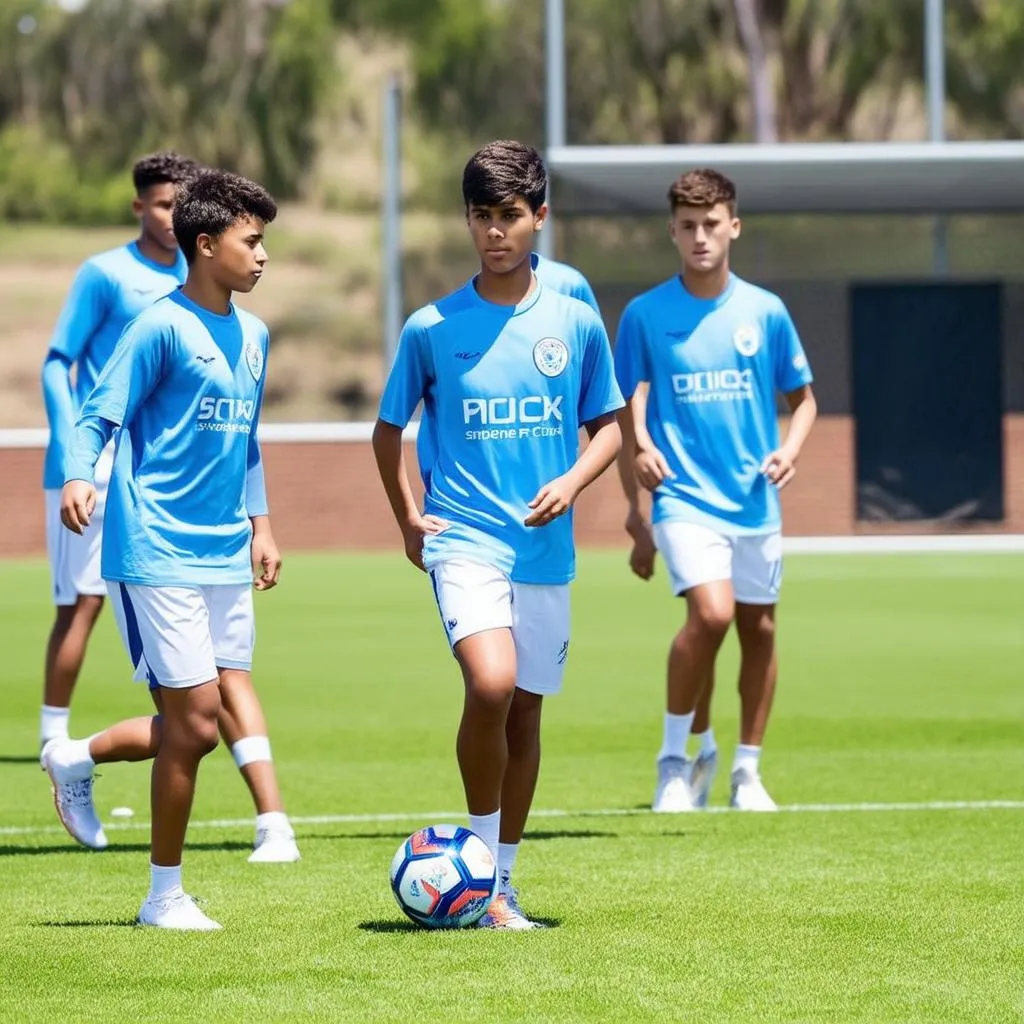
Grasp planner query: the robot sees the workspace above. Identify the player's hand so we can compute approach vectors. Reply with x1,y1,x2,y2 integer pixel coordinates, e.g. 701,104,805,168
402,513,449,572
761,448,797,489
251,532,282,591
625,508,656,580
634,446,674,492
60,480,97,536
525,474,579,528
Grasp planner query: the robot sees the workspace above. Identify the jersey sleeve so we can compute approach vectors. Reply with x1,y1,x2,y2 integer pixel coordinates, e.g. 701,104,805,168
378,315,432,428
573,277,601,316
78,316,169,429
770,303,814,393
578,314,624,424
48,261,110,363
245,332,270,517
612,302,648,401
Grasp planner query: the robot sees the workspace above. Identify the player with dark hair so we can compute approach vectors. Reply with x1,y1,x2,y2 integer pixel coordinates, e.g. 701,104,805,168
615,168,817,813
46,170,295,929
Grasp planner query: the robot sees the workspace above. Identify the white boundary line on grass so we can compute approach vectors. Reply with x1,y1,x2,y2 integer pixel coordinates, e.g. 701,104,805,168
2,799,1023,838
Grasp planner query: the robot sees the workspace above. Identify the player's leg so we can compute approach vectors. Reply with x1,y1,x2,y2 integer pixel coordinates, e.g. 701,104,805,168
651,520,735,812
430,560,516,864
688,671,718,809
482,581,568,930
206,582,299,862
40,487,107,750
729,531,783,812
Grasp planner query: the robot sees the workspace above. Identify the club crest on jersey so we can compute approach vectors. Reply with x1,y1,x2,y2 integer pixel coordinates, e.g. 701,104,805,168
533,337,569,378
244,338,264,382
733,325,761,357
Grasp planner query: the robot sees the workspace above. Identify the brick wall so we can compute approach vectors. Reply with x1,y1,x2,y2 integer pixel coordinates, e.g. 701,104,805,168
5,415,1022,559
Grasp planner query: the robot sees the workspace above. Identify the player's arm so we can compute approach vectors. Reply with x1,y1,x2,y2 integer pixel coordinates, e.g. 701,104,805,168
761,384,817,489
61,318,167,534
615,388,659,580
372,421,447,571
761,304,818,489
41,262,109,447
246,364,281,590
372,315,447,571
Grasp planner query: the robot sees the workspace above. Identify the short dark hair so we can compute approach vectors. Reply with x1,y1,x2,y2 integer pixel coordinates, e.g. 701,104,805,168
668,168,738,215
132,152,200,195
462,140,547,212
172,169,278,264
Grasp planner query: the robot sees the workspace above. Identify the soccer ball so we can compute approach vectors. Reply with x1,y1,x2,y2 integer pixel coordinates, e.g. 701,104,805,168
389,824,497,929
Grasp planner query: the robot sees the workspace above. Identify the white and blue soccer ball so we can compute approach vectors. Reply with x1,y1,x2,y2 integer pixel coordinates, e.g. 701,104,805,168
389,824,497,929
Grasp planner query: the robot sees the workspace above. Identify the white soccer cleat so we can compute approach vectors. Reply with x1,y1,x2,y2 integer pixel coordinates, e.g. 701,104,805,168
652,755,695,813
689,749,718,809
248,826,301,864
729,767,778,812
42,739,108,850
137,891,222,931
477,888,545,930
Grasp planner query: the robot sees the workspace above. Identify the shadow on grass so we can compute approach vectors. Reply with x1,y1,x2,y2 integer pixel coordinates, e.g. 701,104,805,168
0,756,43,765
0,840,252,857
305,829,617,844
358,917,561,933
34,918,138,928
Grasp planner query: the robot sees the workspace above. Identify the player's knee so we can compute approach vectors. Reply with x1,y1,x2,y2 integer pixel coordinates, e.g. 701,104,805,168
688,604,733,640
74,594,105,625
186,713,220,756
465,673,516,716
737,611,775,650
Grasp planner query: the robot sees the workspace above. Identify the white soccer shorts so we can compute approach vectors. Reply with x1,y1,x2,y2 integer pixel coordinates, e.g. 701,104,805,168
428,558,571,696
652,520,783,605
107,582,255,690
44,444,114,605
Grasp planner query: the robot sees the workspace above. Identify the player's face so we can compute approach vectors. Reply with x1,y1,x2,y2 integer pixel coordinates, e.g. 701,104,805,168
669,203,740,274
200,215,268,294
133,183,179,253
466,198,546,275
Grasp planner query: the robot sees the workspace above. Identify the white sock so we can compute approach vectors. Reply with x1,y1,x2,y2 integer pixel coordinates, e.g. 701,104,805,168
468,809,501,865
699,727,717,756
733,744,761,777
50,736,95,783
232,736,271,768
497,842,519,892
255,811,291,835
657,711,694,762
40,705,70,744
148,863,183,901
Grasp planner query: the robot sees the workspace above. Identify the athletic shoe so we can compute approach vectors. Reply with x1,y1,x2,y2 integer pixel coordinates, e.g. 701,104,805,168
248,826,301,864
689,749,718,809
729,766,778,811
477,888,545,930
651,755,695,813
41,739,107,850
137,891,222,931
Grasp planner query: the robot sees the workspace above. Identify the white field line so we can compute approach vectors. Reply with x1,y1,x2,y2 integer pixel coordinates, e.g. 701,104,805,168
2,800,1023,839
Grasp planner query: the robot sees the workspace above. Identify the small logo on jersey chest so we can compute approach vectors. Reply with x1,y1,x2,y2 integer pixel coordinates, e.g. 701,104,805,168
244,339,264,382
733,325,761,357
533,337,568,377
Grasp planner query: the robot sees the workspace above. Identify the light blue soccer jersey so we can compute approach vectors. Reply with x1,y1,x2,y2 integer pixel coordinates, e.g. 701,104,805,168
64,290,269,587
614,274,813,534
42,242,187,488
415,252,600,487
380,280,623,585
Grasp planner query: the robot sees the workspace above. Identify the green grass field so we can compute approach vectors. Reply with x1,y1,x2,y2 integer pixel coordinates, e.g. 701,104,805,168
1,551,1022,1023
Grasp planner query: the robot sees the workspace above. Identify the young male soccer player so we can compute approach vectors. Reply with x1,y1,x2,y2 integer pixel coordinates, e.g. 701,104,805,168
373,140,623,929
614,168,817,813
40,152,196,750
47,169,292,930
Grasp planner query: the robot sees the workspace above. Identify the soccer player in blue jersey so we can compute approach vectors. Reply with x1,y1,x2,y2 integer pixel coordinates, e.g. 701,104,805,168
415,249,600,488
614,169,817,813
40,152,196,750
373,140,623,929
45,170,293,930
